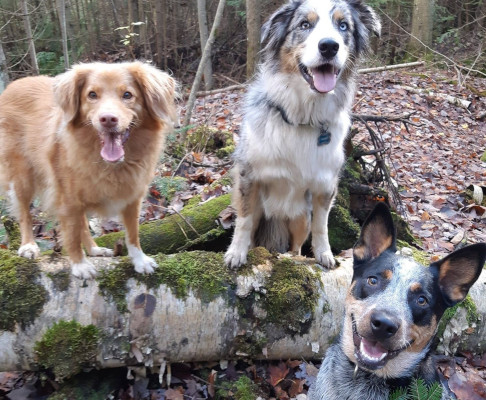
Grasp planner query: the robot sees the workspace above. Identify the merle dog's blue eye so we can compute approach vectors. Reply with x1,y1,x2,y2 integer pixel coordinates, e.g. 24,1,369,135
367,276,378,286
417,295,428,306
339,22,348,31
300,20,311,30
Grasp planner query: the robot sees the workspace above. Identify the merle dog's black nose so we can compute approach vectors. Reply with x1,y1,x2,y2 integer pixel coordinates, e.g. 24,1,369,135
318,39,339,58
370,312,399,340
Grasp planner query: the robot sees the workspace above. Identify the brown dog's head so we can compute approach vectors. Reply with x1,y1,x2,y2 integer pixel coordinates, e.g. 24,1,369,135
341,203,486,379
54,61,177,163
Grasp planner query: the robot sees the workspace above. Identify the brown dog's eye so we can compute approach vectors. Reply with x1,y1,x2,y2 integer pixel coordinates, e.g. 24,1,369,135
123,91,133,99
367,276,378,286
88,91,97,99
417,296,428,306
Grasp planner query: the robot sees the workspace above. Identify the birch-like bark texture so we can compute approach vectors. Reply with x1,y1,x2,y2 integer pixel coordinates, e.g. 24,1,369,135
1,253,485,373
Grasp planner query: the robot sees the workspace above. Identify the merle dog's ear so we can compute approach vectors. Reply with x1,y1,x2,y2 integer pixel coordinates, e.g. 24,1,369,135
261,1,300,52
348,0,381,55
430,243,486,307
353,202,396,264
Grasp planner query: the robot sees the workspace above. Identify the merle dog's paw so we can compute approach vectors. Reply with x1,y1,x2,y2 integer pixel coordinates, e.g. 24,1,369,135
315,249,336,269
224,246,248,269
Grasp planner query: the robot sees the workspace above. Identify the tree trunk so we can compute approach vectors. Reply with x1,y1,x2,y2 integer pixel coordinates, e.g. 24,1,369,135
56,0,70,69
21,0,39,75
197,0,213,90
409,0,434,53
245,0,261,79
0,39,9,93
182,0,226,131
1,251,485,376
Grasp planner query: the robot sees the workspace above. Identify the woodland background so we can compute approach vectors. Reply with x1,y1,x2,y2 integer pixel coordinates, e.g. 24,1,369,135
1,1,486,399
0,0,485,89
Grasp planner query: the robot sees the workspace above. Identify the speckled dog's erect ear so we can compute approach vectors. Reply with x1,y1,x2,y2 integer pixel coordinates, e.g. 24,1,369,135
353,202,396,264
430,243,486,307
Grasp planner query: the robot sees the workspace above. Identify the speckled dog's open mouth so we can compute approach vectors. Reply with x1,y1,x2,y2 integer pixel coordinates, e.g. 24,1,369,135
299,63,340,93
351,314,412,370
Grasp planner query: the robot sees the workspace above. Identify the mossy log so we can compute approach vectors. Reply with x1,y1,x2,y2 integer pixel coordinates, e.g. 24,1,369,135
94,194,232,254
1,248,485,379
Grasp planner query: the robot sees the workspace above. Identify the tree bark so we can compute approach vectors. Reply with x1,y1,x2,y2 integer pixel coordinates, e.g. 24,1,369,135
21,0,39,75
409,0,434,53
0,252,485,374
0,39,9,93
197,0,213,90
245,0,261,79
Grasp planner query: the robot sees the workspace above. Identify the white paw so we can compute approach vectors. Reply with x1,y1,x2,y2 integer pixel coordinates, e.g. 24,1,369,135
88,246,114,257
71,258,97,279
133,254,157,274
224,245,248,269
314,249,336,269
18,242,40,259
126,243,156,274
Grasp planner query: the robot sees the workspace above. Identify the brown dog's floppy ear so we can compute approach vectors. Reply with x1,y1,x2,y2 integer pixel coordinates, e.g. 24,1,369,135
353,202,396,264
430,243,486,307
53,64,88,123
128,62,178,124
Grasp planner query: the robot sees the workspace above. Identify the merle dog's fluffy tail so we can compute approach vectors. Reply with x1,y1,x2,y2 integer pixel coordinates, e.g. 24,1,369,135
254,217,289,253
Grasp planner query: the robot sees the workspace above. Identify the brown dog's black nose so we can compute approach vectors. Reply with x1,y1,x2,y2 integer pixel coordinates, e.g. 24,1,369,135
318,39,339,59
99,113,119,129
370,312,399,340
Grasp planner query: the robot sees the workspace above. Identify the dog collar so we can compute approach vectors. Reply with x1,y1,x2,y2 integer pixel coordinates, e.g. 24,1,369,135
266,99,332,146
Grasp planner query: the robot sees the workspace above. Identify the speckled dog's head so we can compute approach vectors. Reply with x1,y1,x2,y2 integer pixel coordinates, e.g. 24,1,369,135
341,203,486,379
261,0,381,93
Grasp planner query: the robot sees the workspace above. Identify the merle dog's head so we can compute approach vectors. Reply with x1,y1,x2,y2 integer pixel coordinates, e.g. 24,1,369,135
341,202,486,378
260,0,381,93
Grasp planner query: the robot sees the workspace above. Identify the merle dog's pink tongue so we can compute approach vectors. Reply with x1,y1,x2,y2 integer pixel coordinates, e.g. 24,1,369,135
100,132,125,162
312,67,337,93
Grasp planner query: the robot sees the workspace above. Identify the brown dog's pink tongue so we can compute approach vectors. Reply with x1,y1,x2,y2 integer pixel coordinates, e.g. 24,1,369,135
100,133,125,162
311,67,337,93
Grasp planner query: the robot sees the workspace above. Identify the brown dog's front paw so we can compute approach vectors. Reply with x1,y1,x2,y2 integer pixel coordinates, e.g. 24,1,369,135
71,258,97,279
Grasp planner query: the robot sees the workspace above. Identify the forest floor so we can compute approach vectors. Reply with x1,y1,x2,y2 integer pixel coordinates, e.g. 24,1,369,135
1,66,486,399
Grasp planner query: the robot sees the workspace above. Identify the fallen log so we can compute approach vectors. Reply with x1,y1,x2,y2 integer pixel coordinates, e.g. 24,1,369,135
395,85,472,109
0,248,484,381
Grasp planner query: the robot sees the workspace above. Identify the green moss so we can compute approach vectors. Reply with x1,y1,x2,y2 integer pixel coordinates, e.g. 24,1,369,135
96,258,136,314
481,151,486,163
94,194,231,255
328,204,360,252
265,258,321,333
246,247,272,266
97,251,233,312
187,126,235,158
150,251,231,302
392,212,417,244
322,300,331,314
436,295,479,341
397,240,429,265
47,270,71,292
216,376,260,400
0,249,48,331
151,176,189,202
34,320,100,382
1,216,21,251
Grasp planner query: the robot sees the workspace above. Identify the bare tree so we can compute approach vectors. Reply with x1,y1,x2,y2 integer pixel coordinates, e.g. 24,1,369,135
21,0,39,74
56,0,70,69
246,0,261,79
197,0,213,90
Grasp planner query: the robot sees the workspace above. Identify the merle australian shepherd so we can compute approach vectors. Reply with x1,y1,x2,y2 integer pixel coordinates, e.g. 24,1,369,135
309,203,486,399
225,0,381,268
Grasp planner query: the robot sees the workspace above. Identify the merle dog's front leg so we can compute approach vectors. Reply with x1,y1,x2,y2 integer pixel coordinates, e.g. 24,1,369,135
311,191,336,269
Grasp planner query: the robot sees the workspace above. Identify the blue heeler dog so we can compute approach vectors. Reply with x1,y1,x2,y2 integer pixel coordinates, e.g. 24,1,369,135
309,202,486,400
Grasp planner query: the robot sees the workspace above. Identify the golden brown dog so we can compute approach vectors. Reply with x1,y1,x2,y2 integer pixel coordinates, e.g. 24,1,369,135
0,61,177,279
